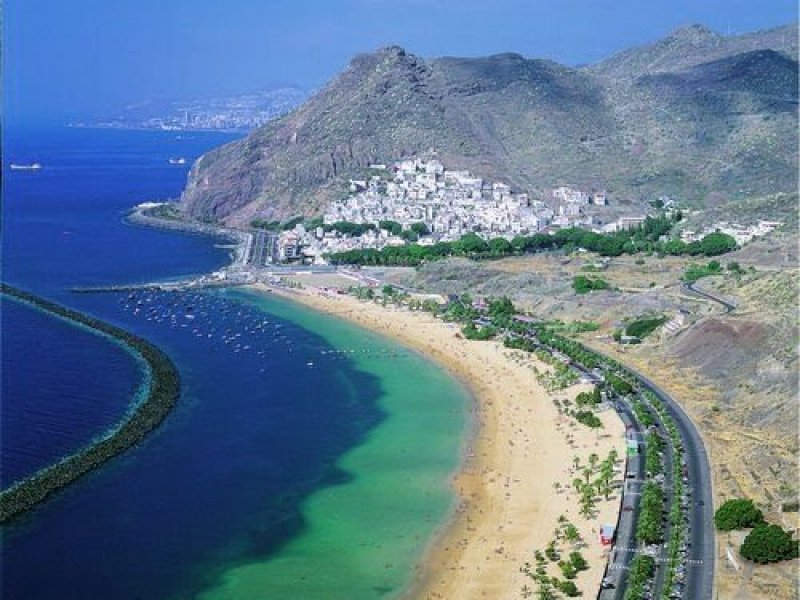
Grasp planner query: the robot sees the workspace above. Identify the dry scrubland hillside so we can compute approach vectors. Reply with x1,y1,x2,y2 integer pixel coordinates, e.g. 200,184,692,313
376,221,798,599
180,24,798,225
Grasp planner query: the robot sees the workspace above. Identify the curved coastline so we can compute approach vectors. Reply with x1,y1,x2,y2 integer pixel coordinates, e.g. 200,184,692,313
248,282,627,600
125,205,251,266
0,284,180,525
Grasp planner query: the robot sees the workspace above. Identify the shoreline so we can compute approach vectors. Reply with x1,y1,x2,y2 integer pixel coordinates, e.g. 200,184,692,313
249,281,626,599
0,284,181,525
125,205,252,267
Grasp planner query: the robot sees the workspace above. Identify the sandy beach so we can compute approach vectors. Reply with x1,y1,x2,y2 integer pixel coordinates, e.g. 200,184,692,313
250,282,625,599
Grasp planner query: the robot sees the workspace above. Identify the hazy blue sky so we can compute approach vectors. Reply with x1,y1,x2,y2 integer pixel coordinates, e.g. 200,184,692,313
5,0,797,124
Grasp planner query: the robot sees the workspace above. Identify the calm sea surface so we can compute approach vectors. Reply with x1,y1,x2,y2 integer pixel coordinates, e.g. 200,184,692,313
1,127,467,599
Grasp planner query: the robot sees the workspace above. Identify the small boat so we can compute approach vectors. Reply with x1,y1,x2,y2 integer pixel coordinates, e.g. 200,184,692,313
168,157,187,165
10,162,42,171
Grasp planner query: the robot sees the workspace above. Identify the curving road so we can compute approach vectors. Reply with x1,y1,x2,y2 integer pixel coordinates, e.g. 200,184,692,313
682,281,736,313
619,362,716,600
492,318,717,598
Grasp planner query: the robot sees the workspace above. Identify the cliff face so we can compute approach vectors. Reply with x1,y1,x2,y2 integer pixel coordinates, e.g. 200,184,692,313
180,24,798,225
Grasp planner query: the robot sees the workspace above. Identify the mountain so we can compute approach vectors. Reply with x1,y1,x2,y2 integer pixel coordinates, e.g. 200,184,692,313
179,24,798,225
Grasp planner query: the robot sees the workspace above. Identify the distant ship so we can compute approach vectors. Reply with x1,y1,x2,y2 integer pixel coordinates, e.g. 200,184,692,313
9,162,42,171
168,157,187,165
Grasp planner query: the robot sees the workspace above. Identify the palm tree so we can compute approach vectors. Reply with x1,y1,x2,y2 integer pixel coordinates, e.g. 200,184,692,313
535,581,558,600
600,478,613,500
565,523,581,546
589,452,599,470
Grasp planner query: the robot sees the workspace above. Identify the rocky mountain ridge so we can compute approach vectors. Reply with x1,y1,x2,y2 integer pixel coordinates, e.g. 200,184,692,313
180,23,798,225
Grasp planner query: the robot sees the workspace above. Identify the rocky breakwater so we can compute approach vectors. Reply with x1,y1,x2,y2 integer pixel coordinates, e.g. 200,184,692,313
0,284,180,524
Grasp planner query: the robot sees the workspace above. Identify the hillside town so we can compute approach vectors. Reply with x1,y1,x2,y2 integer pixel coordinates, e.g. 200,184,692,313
278,157,622,262
268,156,784,265
680,220,782,246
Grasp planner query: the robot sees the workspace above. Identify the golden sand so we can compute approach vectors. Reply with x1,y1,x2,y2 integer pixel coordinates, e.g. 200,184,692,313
251,283,626,599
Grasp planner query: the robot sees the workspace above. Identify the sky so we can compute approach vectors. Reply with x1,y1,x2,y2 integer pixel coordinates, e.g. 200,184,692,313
5,0,797,124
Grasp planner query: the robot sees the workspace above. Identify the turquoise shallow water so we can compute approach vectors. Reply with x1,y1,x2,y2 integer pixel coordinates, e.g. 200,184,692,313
198,290,468,600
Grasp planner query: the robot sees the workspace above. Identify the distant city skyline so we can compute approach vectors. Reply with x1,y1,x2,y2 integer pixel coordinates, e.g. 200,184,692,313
6,0,797,125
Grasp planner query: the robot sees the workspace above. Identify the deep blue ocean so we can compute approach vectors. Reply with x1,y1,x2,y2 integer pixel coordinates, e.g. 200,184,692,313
0,128,414,599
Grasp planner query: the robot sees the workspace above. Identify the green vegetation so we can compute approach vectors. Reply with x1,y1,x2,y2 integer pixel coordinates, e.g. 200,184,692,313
624,315,667,340
575,386,601,408
327,216,738,266
410,222,429,236
378,220,403,236
574,410,603,429
605,372,634,395
281,216,305,230
522,528,591,598
557,579,580,597
644,432,664,477
540,320,600,335
0,284,181,524
251,218,282,230
487,296,517,326
713,500,798,564
636,482,665,544
252,216,310,231
461,322,496,341
683,260,723,282
623,555,656,600
536,359,579,392
713,498,765,531
630,397,656,427
325,221,376,236
146,203,182,220
572,275,611,294
739,524,800,564
349,285,375,301
442,294,478,323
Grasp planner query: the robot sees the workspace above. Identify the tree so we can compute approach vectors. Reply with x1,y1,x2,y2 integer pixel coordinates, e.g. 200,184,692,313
379,220,403,236
488,296,516,322
714,499,765,531
535,581,559,600
572,276,610,294
569,551,589,571
739,524,800,564
700,232,737,256
489,237,512,255
588,453,599,470
400,229,419,242
558,560,577,579
410,222,429,236
456,232,489,254
564,523,581,545
558,579,580,597
583,467,593,484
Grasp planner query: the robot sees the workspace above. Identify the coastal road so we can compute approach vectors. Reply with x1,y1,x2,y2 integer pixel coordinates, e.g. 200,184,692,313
622,365,716,600
597,399,645,600
556,348,714,599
